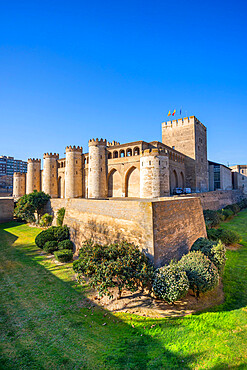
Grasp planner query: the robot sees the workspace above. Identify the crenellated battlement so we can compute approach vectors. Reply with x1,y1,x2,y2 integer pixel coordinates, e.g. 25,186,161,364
27,158,41,163
162,116,206,130
88,138,107,146
142,148,168,156
43,153,59,159
107,141,120,146
65,145,83,153
13,172,26,177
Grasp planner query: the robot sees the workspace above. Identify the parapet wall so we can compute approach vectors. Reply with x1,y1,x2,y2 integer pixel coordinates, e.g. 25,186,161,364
47,197,206,267
0,198,14,223
183,190,244,210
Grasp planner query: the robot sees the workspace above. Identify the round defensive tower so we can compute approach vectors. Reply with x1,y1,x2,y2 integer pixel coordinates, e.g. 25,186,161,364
13,172,26,198
140,148,170,198
88,138,107,199
65,145,83,198
42,153,59,198
26,158,41,194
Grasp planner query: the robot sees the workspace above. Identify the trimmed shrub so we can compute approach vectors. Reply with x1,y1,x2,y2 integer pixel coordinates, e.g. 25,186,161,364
237,198,247,210
44,240,58,254
58,239,73,250
219,229,241,245
191,237,226,274
54,249,73,263
178,251,219,297
203,210,222,228
152,262,189,303
56,207,65,226
73,241,154,298
39,213,53,227
54,225,70,242
35,226,57,248
224,203,240,215
207,228,241,245
35,225,71,249
220,208,234,220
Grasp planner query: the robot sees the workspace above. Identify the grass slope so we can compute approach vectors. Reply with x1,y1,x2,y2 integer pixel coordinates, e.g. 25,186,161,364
0,212,247,369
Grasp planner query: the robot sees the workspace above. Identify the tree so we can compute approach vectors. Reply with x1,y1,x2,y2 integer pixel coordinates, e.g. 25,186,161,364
14,191,51,223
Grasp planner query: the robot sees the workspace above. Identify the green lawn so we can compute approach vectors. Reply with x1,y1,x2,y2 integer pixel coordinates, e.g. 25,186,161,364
0,211,247,369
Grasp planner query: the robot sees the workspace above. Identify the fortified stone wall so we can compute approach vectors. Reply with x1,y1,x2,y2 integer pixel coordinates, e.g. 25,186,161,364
181,190,244,210
47,197,207,267
0,198,14,223
153,198,206,266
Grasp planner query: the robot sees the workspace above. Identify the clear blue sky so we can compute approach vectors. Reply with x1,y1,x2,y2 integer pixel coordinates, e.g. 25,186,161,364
0,0,246,165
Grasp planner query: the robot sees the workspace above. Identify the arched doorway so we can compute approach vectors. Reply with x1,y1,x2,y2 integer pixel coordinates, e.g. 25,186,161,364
170,170,178,194
125,166,140,197
107,169,122,197
179,172,185,188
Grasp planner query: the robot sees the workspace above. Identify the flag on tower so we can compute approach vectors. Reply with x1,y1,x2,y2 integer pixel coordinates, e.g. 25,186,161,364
168,111,171,117
172,109,176,116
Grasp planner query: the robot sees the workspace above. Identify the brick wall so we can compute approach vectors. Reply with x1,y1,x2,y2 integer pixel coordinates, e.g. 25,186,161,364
181,189,244,210
152,198,206,266
47,197,206,267
0,197,14,223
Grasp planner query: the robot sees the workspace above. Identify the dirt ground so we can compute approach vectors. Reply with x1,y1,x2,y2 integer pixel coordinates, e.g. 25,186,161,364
84,282,224,318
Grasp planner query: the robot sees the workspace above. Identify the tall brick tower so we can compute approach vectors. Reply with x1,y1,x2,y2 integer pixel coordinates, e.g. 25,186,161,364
88,138,107,199
65,145,83,198
42,153,59,198
26,158,41,194
13,172,26,198
140,149,169,198
162,116,208,192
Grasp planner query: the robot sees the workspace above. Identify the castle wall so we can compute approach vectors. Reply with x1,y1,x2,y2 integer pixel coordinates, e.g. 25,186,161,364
153,197,206,266
46,197,206,267
107,156,140,197
181,189,244,210
0,197,14,223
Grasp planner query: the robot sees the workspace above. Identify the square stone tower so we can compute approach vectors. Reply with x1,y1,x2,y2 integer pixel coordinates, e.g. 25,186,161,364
162,116,208,192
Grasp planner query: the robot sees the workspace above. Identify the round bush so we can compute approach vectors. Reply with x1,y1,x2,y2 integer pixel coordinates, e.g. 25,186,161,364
191,237,226,274
43,240,58,254
237,198,247,210
203,210,222,228
54,249,73,263
178,251,219,297
35,226,57,248
219,229,241,245
220,208,234,220
58,239,73,250
224,204,240,215
54,225,70,242
152,262,189,303
207,228,241,246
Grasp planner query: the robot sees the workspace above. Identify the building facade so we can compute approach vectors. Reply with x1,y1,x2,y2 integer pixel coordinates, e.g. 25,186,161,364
17,115,246,200
0,156,27,193
230,165,247,195
208,161,232,191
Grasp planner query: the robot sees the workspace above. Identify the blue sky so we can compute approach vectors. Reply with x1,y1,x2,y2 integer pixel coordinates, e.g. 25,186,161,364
0,0,246,165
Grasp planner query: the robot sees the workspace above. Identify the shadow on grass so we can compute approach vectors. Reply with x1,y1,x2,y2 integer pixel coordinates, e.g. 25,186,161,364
0,222,198,369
